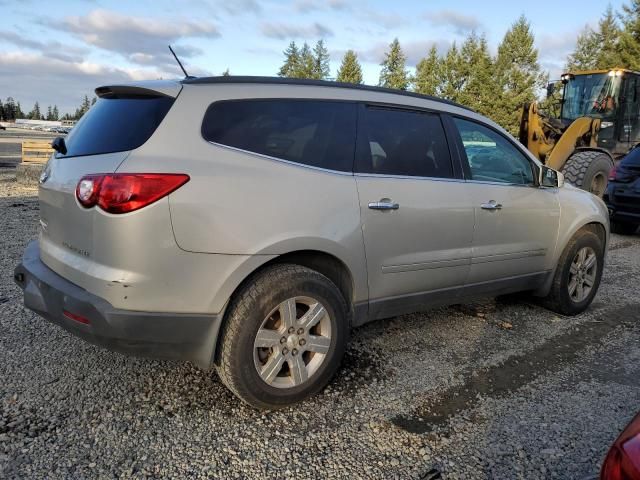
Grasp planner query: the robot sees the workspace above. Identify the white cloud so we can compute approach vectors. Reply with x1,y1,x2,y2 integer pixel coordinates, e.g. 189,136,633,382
261,21,334,40
424,10,482,34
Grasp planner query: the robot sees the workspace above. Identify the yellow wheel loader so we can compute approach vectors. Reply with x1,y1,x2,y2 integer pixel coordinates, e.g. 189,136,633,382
519,68,640,197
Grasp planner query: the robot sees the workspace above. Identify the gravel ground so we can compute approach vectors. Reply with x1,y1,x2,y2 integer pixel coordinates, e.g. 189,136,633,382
1,169,639,479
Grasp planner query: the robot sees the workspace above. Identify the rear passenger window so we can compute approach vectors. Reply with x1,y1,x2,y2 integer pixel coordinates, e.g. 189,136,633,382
356,106,453,178
201,100,356,172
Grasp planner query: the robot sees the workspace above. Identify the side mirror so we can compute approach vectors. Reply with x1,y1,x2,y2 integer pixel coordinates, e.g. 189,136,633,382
51,137,67,155
539,165,564,188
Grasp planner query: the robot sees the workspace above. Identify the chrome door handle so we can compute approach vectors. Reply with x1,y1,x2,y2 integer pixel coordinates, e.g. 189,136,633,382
368,200,399,210
480,200,502,210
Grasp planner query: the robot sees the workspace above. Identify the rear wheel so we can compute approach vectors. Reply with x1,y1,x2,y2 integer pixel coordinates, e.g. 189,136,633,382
541,228,604,315
611,221,638,235
216,264,349,409
561,150,613,197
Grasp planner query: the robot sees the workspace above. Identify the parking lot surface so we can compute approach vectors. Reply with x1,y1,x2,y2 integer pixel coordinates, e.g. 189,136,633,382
1,170,639,479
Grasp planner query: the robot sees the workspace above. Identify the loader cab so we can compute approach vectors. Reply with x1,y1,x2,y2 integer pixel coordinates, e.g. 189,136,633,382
560,69,640,156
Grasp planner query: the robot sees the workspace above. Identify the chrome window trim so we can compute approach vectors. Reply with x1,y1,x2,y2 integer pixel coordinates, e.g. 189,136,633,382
354,172,463,182
205,140,355,176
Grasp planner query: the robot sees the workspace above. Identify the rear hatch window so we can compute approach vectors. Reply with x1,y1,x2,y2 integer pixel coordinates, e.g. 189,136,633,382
57,95,174,158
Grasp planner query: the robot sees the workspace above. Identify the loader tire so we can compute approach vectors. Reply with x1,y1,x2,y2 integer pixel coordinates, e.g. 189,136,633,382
561,150,613,197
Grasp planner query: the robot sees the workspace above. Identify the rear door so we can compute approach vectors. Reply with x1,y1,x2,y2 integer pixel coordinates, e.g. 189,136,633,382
449,116,560,288
354,105,474,319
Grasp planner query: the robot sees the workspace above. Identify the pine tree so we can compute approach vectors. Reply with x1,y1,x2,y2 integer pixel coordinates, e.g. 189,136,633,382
29,101,41,120
378,38,410,90
46,105,53,121
278,41,300,77
566,27,600,70
312,40,330,80
596,5,622,68
458,34,496,118
413,45,441,95
221,68,230,76
295,42,315,78
52,105,59,121
439,43,464,102
619,0,640,70
15,101,23,119
0,100,3,121
566,6,622,71
336,50,363,84
4,98,15,121
494,15,545,135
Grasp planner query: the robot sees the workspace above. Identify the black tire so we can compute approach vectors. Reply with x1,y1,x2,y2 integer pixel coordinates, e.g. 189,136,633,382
561,150,613,197
215,264,349,409
541,228,605,315
611,221,638,235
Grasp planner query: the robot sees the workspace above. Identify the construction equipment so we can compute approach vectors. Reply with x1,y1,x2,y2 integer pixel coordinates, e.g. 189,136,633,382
519,68,640,197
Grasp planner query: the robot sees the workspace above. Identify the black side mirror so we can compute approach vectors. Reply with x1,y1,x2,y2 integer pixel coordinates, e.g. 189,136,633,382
51,137,67,155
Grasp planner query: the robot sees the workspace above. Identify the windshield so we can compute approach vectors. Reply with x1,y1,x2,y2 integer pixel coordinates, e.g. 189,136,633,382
561,73,621,121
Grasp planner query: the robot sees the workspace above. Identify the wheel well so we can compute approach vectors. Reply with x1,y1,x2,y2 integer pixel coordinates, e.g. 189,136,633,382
582,222,607,248
260,250,354,305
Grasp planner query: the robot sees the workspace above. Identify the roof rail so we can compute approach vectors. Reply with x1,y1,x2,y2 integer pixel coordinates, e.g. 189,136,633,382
181,76,473,111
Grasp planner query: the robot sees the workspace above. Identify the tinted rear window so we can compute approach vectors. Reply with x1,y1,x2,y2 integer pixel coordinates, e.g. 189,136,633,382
201,100,357,172
58,95,174,158
356,106,454,178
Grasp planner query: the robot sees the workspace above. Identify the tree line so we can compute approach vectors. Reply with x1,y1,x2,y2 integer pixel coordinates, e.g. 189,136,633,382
0,95,96,122
277,15,545,135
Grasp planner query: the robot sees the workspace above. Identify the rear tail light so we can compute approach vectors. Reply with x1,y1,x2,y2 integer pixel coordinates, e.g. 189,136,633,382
601,413,640,480
609,164,618,181
75,173,189,214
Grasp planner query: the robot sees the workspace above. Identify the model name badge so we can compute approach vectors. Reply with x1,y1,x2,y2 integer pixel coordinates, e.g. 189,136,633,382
62,242,90,257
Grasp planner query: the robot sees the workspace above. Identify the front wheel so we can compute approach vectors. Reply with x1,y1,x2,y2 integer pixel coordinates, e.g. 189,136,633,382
542,228,605,315
561,150,613,197
215,264,349,409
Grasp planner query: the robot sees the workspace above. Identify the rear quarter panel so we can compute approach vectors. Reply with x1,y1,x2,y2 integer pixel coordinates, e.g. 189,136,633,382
117,83,371,304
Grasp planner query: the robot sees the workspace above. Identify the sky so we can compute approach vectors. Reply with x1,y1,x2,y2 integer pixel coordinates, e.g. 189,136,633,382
0,0,627,115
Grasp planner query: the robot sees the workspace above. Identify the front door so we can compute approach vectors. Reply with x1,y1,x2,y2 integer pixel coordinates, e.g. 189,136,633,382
450,116,560,289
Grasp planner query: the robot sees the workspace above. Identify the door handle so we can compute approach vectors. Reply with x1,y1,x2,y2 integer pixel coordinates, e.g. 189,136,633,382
368,199,399,210
480,200,502,210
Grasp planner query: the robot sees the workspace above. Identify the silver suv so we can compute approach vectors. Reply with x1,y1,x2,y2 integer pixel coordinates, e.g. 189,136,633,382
15,77,609,409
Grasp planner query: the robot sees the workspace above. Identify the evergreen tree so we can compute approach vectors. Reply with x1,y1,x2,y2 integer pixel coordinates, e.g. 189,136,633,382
295,42,315,78
618,0,640,69
566,6,622,70
596,5,622,68
336,50,363,84
566,27,600,70
52,105,59,121
4,98,15,121
15,101,23,119
278,41,300,77
29,101,41,120
378,38,410,90
413,45,441,96
0,100,4,121
494,15,545,135
439,43,464,101
46,105,53,121
221,68,230,76
458,33,496,118
311,40,330,80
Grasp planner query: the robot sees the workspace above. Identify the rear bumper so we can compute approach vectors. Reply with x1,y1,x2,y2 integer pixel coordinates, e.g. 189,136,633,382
14,240,222,369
